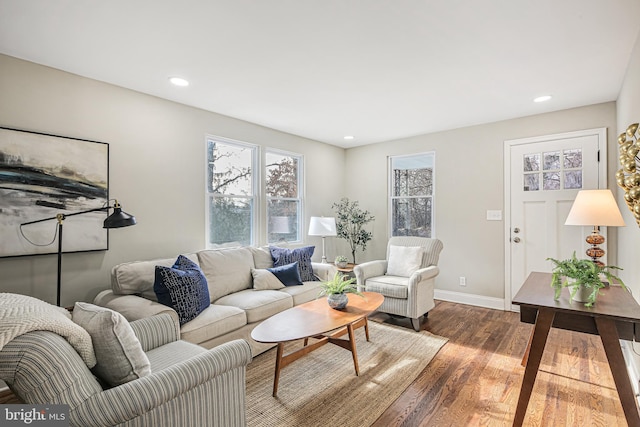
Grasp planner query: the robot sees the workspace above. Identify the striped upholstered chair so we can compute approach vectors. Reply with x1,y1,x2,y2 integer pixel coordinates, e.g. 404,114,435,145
354,237,443,331
0,313,251,427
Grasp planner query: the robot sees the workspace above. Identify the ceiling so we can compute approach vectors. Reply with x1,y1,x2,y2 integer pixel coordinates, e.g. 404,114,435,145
1,1,639,148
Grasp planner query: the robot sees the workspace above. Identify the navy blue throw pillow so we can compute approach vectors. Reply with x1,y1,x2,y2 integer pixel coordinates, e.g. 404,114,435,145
267,262,303,286
269,245,317,282
154,255,210,325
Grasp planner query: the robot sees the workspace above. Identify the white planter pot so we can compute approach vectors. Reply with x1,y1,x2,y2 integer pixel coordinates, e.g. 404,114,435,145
567,278,591,303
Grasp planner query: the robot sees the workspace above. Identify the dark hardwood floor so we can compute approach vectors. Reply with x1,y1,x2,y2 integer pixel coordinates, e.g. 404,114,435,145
0,300,629,426
371,300,627,426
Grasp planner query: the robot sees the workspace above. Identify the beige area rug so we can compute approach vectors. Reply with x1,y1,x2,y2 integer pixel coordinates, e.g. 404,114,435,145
246,321,448,427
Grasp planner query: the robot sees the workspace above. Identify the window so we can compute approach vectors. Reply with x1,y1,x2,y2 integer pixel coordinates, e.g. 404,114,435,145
389,152,435,237
523,148,583,191
206,137,257,246
266,150,302,244
205,136,304,247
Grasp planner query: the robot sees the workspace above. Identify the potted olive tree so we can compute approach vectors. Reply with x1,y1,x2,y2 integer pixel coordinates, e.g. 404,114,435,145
332,198,375,264
547,252,626,307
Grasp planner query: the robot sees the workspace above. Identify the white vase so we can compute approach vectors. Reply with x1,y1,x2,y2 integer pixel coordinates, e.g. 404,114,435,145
568,278,590,303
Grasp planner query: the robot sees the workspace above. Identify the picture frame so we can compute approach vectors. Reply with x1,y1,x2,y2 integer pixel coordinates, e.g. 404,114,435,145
0,127,109,258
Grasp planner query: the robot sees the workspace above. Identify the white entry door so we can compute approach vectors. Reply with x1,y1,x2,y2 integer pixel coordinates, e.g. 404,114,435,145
504,128,607,311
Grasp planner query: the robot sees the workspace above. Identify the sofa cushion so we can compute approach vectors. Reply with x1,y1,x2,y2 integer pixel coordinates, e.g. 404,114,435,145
279,281,324,305
251,268,285,290
215,290,293,323
249,246,275,269
72,302,151,386
111,254,200,300
387,245,424,277
364,275,409,299
267,262,303,286
180,304,247,344
270,245,317,282
145,340,207,372
154,255,211,325
197,247,255,301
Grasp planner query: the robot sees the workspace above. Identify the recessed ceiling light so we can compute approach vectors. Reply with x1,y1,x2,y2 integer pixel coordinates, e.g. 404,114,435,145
169,77,189,87
533,95,552,103
344,136,354,140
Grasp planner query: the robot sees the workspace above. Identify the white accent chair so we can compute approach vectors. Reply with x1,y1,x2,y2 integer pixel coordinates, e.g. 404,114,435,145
354,237,443,331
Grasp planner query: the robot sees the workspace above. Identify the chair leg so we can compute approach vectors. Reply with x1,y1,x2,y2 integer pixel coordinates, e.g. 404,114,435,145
411,317,421,331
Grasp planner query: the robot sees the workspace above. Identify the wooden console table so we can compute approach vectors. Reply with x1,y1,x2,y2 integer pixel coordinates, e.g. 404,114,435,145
512,272,640,427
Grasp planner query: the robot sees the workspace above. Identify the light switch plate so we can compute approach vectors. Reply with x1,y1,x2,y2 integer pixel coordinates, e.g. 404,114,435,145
486,210,502,221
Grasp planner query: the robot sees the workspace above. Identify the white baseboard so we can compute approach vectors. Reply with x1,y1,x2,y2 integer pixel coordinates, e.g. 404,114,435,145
434,289,505,311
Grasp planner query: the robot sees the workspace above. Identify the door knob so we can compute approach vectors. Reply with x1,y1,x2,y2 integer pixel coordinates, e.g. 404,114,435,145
513,237,521,243
513,227,520,233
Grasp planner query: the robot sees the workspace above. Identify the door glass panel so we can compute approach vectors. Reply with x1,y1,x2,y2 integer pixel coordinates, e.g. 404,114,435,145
564,170,582,189
543,172,560,190
524,148,583,191
524,154,540,172
543,152,560,170
563,149,582,169
524,173,539,191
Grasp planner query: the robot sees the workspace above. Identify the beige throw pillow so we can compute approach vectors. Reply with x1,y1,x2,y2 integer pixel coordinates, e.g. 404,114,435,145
387,245,425,277
72,302,151,386
251,268,285,290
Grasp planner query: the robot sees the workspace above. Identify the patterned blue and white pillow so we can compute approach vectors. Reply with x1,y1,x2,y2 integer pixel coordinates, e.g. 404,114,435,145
154,255,210,325
269,246,318,282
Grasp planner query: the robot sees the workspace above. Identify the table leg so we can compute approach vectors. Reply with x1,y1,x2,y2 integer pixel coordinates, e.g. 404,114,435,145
595,317,640,427
272,343,284,397
364,316,370,342
347,323,360,376
521,329,534,367
513,308,555,427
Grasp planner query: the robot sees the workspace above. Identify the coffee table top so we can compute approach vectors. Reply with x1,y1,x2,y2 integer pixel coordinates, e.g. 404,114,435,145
251,292,384,343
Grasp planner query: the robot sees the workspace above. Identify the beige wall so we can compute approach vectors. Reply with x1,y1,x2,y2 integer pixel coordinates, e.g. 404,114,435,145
616,30,640,294
0,54,345,306
345,103,618,301
614,27,640,385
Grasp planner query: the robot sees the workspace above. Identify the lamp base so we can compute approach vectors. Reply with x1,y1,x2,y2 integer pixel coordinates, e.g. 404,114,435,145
585,227,605,267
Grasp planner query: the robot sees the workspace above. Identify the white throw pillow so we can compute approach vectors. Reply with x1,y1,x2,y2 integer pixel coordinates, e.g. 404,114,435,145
387,245,424,277
251,268,285,290
72,302,151,386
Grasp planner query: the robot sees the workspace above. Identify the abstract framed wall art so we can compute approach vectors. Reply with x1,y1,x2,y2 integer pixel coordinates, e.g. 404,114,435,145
0,127,109,257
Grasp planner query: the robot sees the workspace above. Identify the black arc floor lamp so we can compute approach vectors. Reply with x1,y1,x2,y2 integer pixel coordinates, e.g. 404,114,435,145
19,200,136,306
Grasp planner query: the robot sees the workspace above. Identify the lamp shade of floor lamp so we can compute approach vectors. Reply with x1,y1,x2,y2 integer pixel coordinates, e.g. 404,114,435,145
19,200,136,306
565,189,625,265
308,216,337,263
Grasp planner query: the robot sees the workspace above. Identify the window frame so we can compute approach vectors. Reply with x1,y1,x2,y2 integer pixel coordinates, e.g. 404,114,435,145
265,147,304,245
205,135,259,248
388,151,436,238
205,135,304,247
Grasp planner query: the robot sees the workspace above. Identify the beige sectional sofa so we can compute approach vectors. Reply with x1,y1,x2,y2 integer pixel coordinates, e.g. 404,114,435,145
94,246,336,356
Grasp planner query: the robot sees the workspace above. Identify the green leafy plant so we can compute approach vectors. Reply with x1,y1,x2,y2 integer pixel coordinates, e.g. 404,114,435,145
547,252,625,307
318,272,363,297
335,255,348,263
332,198,375,264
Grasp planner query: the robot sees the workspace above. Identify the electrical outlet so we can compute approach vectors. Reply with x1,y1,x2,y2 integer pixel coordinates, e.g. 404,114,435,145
459,276,466,286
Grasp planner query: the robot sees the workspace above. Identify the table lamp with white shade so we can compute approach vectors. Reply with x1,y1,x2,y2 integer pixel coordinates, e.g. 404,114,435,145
308,216,337,263
565,189,625,265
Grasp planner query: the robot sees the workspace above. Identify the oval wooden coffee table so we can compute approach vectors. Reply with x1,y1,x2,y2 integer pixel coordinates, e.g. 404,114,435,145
251,291,384,396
